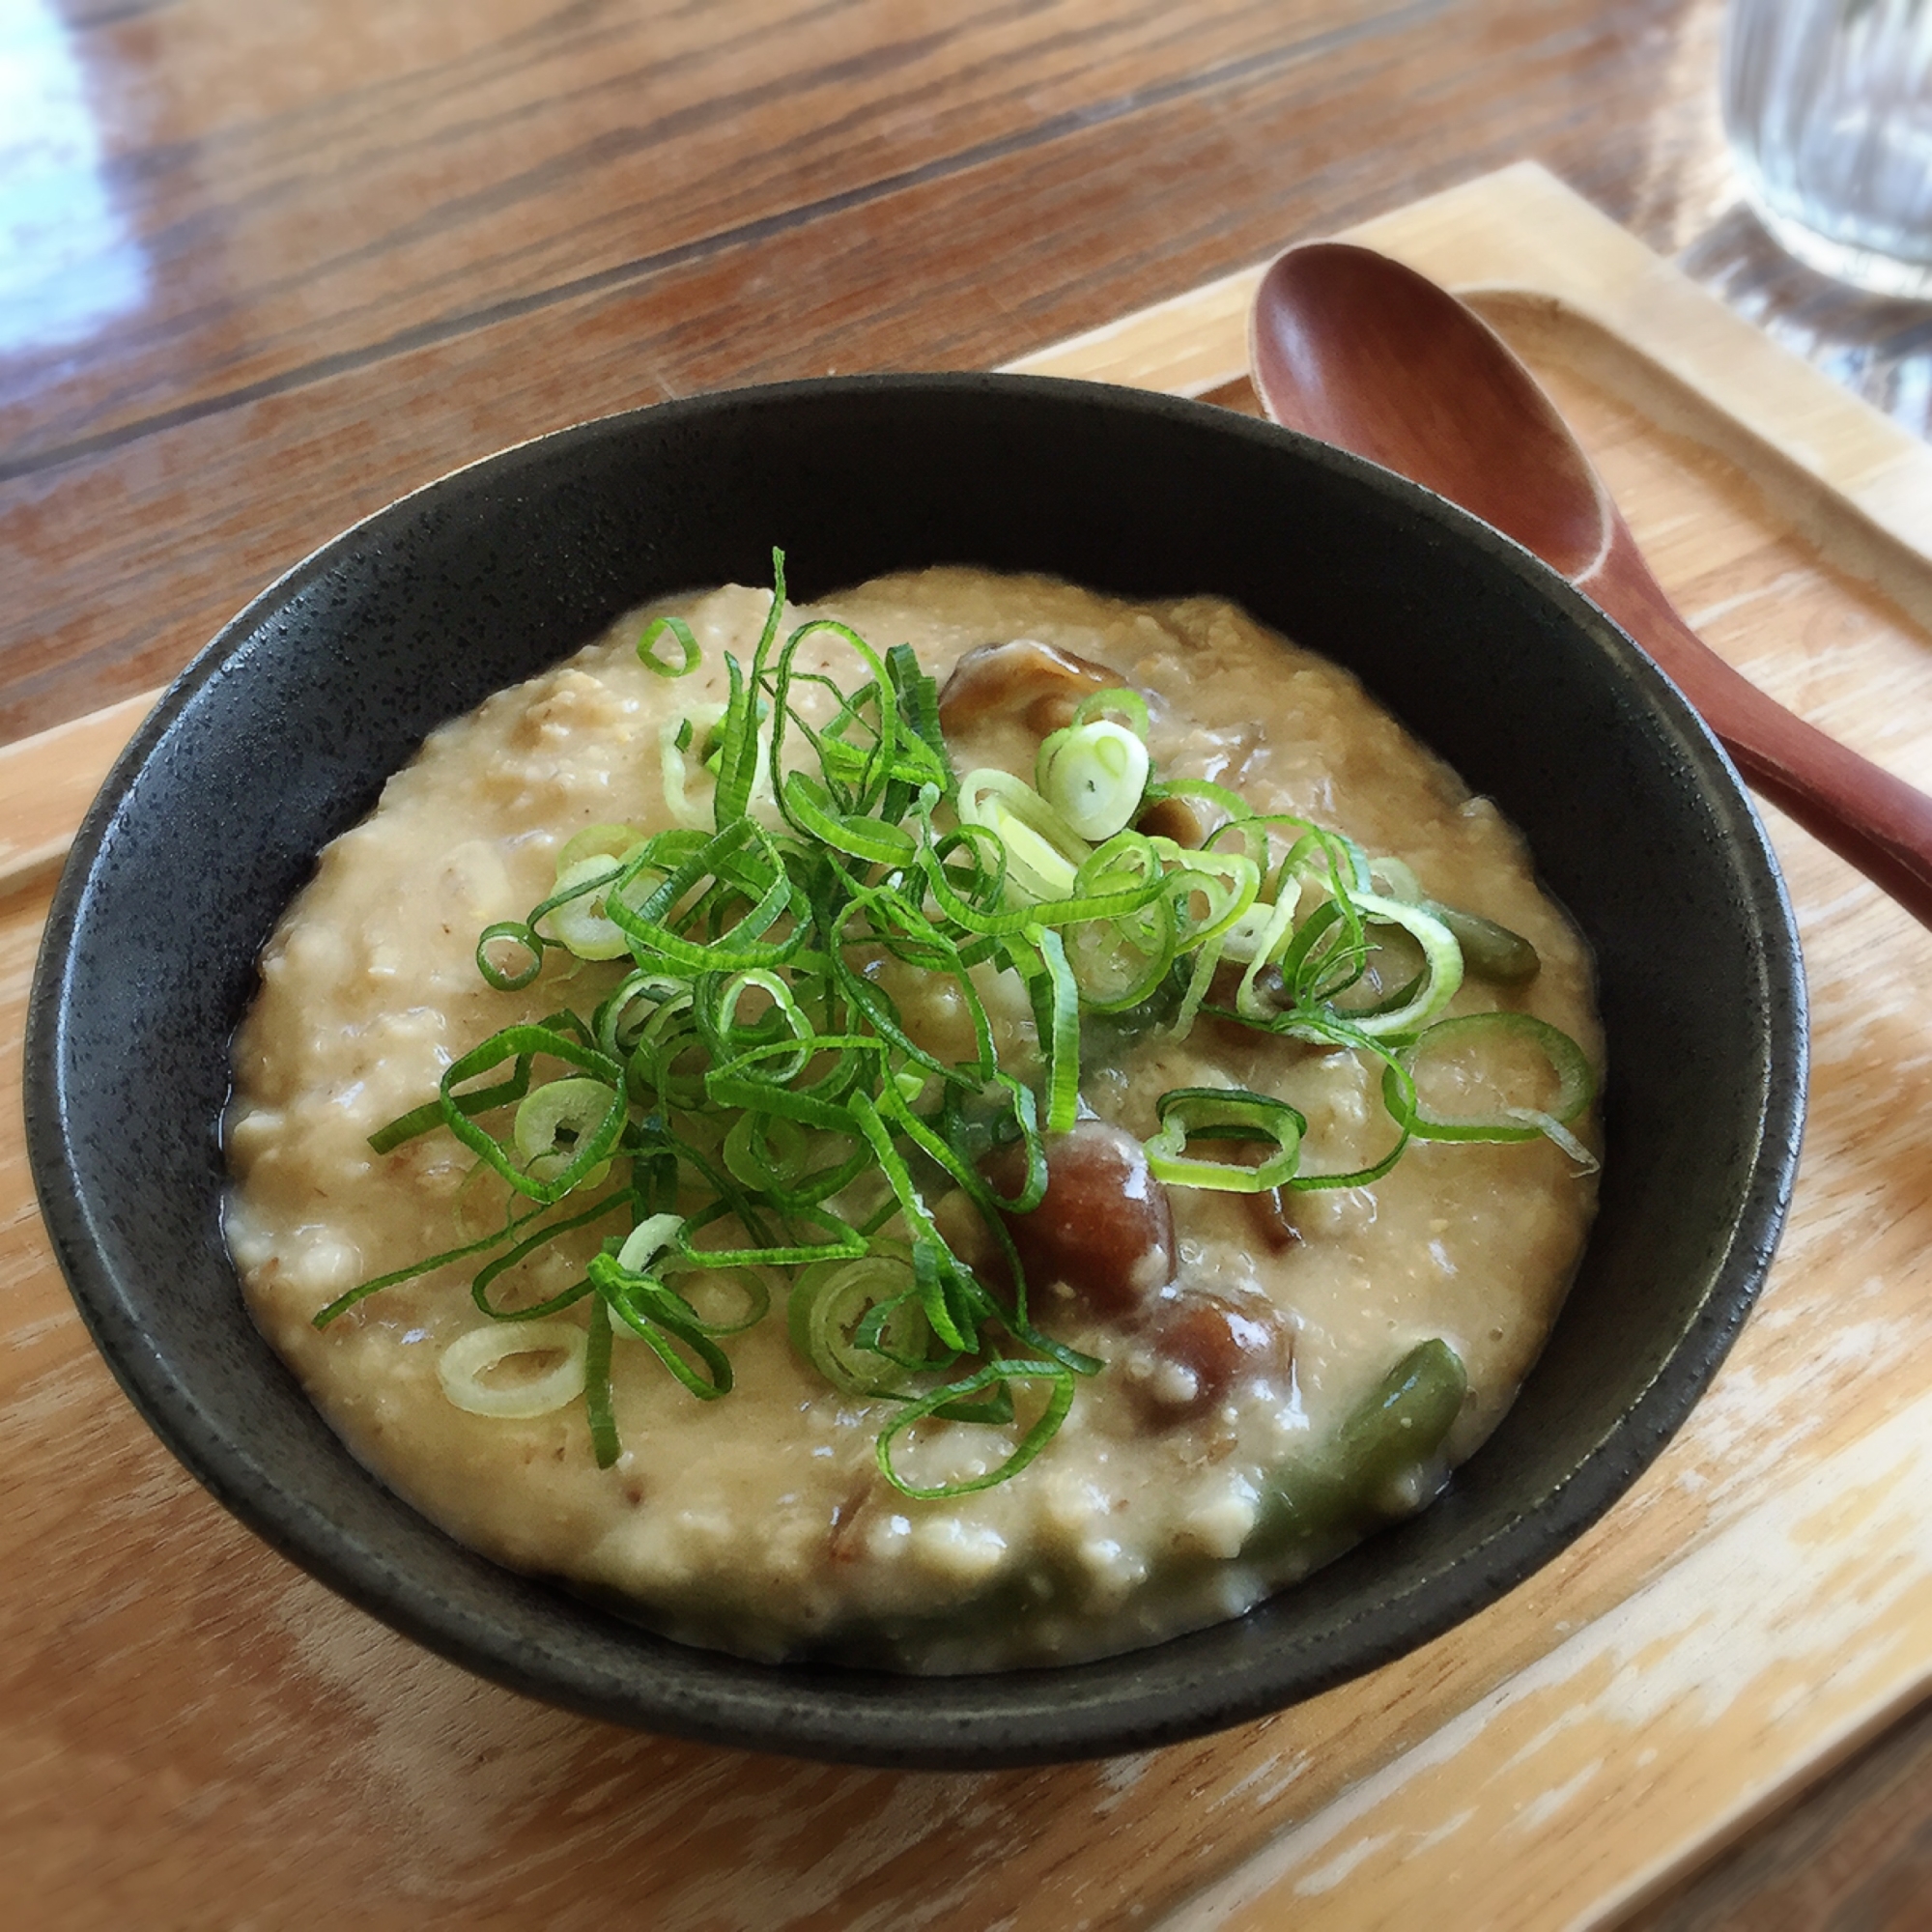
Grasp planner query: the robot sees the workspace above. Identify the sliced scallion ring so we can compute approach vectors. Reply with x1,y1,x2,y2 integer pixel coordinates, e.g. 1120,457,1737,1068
1155,841,1261,948
615,1211,685,1274
1367,855,1423,903
1225,887,1304,1024
956,768,1092,900
439,1321,588,1418
787,1252,933,1394
593,970,688,1059
660,704,725,826
665,1264,773,1335
1070,686,1151,738
711,968,815,1085
638,612,701,677
1065,833,1176,1010
1336,893,1463,1037
513,1076,624,1184
475,921,544,991
875,1358,1077,1498
1037,718,1151,841
1387,1011,1596,1155
556,823,643,871
541,854,631,961
1367,856,1540,984
722,1111,813,1192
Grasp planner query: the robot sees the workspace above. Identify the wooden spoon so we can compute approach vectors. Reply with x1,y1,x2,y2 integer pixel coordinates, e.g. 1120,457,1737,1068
1250,240,1932,930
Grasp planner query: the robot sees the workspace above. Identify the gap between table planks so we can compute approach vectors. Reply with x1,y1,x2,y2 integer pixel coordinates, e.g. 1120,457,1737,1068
6,162,1932,1930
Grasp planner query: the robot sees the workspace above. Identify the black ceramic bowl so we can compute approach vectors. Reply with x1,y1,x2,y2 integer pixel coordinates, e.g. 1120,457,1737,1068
24,376,1804,1768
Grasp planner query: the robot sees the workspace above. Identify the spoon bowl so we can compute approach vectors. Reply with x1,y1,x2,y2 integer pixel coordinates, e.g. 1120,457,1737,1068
1251,243,1610,580
1251,241,1932,928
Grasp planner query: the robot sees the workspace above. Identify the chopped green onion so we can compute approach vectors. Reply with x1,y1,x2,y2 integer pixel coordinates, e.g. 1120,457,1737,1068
475,921,544,991
662,1263,772,1336
1145,1087,1307,1192
331,554,1595,1493
513,1076,623,1186
1037,718,1151,841
583,1296,619,1466
875,1359,1077,1498
439,1321,588,1418
540,855,632,961
956,768,1090,900
1386,1011,1596,1165
638,613,701,677
615,1211,684,1273
1333,893,1463,1037
556,823,643,869
1070,686,1151,738
788,1252,933,1394
1031,924,1083,1133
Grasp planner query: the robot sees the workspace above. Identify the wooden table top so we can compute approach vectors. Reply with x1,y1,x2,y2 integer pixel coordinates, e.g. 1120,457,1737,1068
7,3,1930,1925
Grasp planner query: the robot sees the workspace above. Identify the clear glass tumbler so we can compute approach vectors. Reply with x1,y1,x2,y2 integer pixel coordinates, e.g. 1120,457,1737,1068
1722,0,1932,298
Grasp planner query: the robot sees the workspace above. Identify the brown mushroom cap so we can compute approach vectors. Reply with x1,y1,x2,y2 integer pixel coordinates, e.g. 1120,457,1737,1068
983,1120,1176,1321
1131,1290,1294,1426
937,639,1115,738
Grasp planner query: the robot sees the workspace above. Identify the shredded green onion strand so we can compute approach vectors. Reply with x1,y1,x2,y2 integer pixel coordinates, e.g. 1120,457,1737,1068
583,1296,619,1466
638,613,701,678
875,1358,1078,1498
1144,1087,1307,1193
1071,686,1151,738
439,1321,588,1418
788,1252,933,1394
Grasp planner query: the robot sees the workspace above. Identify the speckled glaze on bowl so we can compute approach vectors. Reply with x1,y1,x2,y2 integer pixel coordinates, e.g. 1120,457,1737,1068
23,376,1804,1769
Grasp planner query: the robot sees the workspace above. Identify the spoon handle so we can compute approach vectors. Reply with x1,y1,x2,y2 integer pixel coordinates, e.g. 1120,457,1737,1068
1587,519,1932,930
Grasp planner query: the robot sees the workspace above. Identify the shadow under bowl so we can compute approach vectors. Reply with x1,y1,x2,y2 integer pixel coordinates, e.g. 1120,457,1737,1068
24,375,1805,1768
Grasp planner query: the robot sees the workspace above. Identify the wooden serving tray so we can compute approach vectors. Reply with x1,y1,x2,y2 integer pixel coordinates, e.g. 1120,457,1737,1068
8,162,1932,1929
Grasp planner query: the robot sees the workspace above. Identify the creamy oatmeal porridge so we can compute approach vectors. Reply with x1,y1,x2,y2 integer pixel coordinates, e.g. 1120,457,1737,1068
225,563,1601,1671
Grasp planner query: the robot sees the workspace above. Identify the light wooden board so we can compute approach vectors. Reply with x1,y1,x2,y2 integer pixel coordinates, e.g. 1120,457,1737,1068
5,163,1932,1930
0,691,160,895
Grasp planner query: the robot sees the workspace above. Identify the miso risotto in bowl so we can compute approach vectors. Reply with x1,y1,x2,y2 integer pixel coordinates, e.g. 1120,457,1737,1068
226,564,1603,1672
27,377,1804,1761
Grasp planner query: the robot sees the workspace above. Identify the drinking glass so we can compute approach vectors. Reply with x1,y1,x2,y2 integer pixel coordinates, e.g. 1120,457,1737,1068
1722,0,1932,298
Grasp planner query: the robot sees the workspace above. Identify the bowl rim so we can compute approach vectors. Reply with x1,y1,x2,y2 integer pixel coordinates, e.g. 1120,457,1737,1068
23,372,1807,1766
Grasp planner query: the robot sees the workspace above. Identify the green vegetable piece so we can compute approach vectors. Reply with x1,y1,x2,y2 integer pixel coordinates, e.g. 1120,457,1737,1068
556,823,643,870
638,613,701,677
1037,717,1151,842
1427,902,1541,984
543,855,632,961
1244,1338,1468,1562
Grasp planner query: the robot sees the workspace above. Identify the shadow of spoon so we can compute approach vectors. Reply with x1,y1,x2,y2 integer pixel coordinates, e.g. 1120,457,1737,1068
1250,241,1932,929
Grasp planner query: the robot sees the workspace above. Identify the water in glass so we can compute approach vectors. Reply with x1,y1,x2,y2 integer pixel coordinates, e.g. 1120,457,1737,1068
1723,0,1932,298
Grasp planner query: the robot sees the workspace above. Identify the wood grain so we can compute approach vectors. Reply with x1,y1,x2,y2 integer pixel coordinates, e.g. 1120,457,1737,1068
1616,1695,1932,1930
11,0,1378,453
4,0,1746,743
8,168,1932,1930
0,689,155,895
12,0,1932,1911
6,0,1725,467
